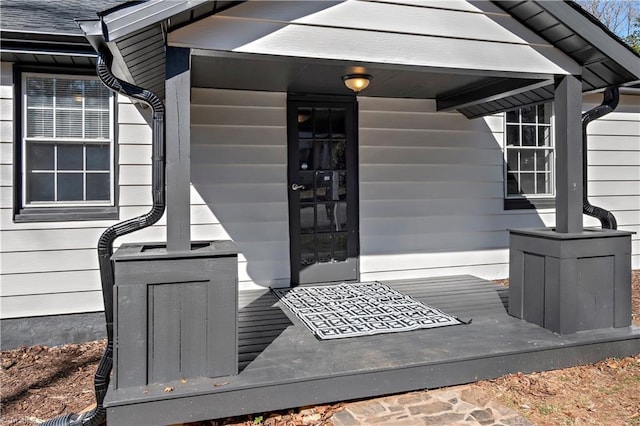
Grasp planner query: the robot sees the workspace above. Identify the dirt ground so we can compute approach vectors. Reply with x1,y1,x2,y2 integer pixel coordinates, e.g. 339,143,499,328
2,271,639,426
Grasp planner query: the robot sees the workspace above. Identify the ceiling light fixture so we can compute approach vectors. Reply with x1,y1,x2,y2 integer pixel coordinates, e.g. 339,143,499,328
342,74,372,94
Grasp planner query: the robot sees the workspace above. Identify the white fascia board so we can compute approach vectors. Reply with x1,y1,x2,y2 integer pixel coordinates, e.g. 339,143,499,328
102,0,208,42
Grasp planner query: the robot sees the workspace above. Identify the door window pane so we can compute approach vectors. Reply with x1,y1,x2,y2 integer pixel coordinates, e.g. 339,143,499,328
299,172,314,202
314,140,331,170
332,140,346,169
298,108,313,138
301,235,315,266
333,233,348,261
331,108,345,137
299,139,313,171
317,234,332,263
300,205,315,234
314,108,329,138
316,203,333,233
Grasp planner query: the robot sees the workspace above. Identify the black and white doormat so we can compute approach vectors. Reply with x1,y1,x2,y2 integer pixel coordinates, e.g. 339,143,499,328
273,281,465,340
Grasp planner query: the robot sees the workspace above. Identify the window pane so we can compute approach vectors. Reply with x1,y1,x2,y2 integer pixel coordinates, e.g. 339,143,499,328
536,173,552,194
57,173,83,201
506,110,519,123
55,79,84,108
314,108,329,138
521,106,536,123
58,144,83,170
85,111,110,139
538,126,551,147
55,110,82,138
84,80,110,109
331,108,345,137
86,144,109,170
537,104,551,124
27,109,53,137
26,77,53,107
506,125,520,146
522,126,535,146
27,143,54,170
86,173,110,200
520,173,535,194
535,150,552,172
506,172,519,195
507,149,519,172
28,173,54,201
520,149,534,171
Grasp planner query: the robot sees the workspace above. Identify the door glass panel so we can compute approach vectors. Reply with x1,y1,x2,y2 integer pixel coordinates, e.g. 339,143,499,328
335,202,347,231
334,233,347,261
332,140,346,169
337,172,347,201
315,140,331,170
300,205,315,234
298,108,313,138
314,108,329,138
299,139,313,171
301,235,315,265
299,172,314,202
331,109,345,137
317,234,332,263
316,203,333,233
315,171,335,201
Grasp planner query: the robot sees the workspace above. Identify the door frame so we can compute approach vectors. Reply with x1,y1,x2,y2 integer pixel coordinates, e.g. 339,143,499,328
286,94,360,285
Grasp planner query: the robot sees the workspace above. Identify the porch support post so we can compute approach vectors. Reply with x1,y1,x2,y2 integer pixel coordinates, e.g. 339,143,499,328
554,75,583,234
165,47,192,252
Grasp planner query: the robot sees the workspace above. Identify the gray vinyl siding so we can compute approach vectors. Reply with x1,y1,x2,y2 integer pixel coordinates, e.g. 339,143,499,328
2,76,639,318
190,88,290,290
583,92,640,268
0,67,165,319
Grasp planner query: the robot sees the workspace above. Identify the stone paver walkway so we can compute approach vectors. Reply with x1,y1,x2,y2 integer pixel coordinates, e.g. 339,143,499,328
329,385,534,426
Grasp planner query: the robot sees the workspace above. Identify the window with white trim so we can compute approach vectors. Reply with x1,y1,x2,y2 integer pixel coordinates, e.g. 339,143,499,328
504,104,555,209
18,73,115,218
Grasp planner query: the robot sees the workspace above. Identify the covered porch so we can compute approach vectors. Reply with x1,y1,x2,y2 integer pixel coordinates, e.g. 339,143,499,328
104,275,640,425
75,1,640,425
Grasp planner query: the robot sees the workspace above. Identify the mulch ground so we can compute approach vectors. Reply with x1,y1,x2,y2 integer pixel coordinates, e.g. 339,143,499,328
2,271,639,426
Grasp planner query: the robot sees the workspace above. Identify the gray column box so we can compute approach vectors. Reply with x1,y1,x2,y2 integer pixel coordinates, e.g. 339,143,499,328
509,228,632,335
111,241,238,388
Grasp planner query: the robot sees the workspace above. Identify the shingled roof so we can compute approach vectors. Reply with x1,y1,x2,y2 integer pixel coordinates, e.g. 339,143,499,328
0,0,128,65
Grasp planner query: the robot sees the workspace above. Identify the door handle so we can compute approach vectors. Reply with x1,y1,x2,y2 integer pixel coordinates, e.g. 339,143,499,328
291,183,305,191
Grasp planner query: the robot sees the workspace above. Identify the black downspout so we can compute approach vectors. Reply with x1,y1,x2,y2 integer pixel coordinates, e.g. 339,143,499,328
41,47,165,426
582,87,619,230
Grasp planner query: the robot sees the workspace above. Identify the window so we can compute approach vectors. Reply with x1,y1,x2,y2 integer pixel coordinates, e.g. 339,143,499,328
15,71,117,222
504,104,555,210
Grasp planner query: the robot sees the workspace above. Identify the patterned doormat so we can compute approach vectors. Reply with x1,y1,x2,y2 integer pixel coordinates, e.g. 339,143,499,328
273,281,465,340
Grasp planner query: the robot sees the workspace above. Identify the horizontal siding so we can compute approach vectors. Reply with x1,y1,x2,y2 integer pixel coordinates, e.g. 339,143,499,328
2,78,638,320
0,90,166,318
190,88,290,290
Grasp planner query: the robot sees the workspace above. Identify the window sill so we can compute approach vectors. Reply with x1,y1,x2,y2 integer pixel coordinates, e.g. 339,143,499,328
504,198,555,210
14,206,118,223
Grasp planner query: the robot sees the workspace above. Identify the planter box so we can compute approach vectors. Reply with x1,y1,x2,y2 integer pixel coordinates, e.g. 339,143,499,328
111,241,238,388
509,228,632,334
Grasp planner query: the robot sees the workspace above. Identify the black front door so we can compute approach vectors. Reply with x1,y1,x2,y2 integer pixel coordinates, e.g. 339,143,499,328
287,96,359,285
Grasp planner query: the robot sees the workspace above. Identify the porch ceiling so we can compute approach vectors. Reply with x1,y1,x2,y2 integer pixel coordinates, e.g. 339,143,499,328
190,52,545,101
